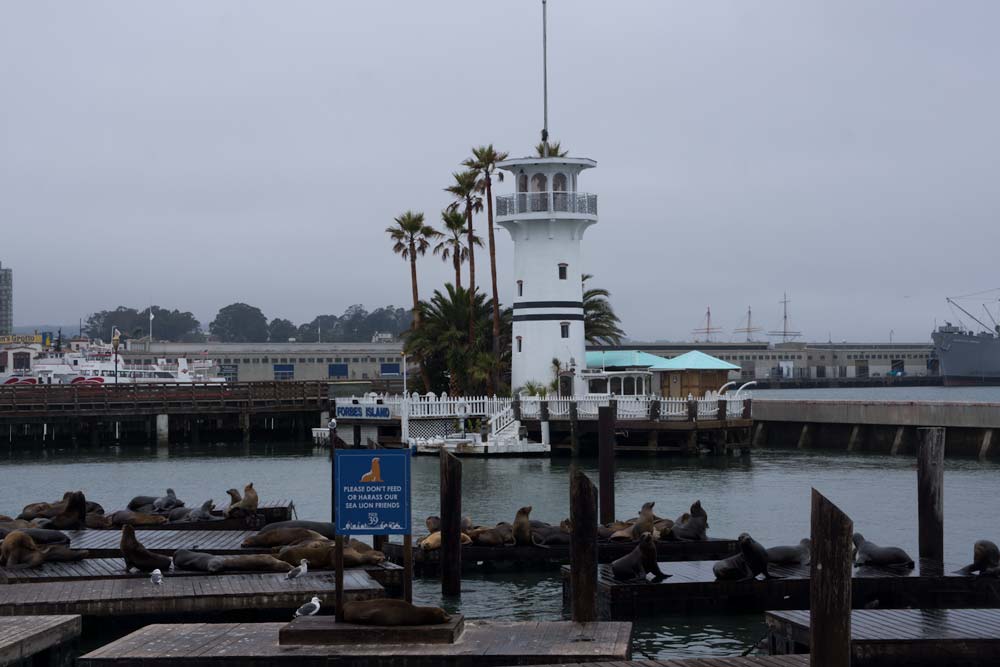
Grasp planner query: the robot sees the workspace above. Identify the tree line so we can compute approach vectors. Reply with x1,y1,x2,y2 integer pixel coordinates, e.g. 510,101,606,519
388,141,625,396
82,303,411,344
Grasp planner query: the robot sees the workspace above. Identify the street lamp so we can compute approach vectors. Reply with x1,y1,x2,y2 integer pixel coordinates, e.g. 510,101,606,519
111,327,121,385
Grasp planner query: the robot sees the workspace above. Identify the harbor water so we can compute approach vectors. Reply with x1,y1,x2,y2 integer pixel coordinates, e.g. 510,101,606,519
1,434,997,659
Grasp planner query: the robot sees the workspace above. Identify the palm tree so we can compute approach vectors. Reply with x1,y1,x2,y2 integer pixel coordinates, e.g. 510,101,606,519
535,140,568,157
463,144,509,388
445,170,483,344
582,273,626,345
433,209,481,290
386,210,441,390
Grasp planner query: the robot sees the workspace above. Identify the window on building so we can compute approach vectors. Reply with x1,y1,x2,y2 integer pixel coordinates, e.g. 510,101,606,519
273,364,294,381
560,322,570,338
328,363,348,378
516,336,522,353
558,263,567,280
517,280,523,297
380,362,401,376
243,358,250,363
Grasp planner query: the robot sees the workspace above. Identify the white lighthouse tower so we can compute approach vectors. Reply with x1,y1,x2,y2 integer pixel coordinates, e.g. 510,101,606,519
496,155,597,395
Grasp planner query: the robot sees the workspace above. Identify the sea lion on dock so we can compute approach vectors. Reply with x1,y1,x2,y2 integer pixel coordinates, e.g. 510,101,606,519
513,506,534,546
184,500,216,522
468,526,515,547
417,531,471,551
109,510,169,527
173,549,224,573
241,528,326,548
531,526,571,546
0,526,70,545
342,598,450,626
120,524,172,573
85,512,111,529
225,488,242,506
667,501,708,541
425,516,441,533
956,540,1000,576
852,533,914,569
348,539,377,553
611,532,669,581
767,538,811,565
127,495,158,512
0,530,86,568
225,482,258,518
167,507,193,522
152,488,183,512
259,520,335,539
739,533,779,580
276,541,385,568
215,554,292,573
713,552,752,580
48,491,87,530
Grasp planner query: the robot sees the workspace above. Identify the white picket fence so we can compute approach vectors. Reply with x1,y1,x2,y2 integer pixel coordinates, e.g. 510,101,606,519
336,393,511,420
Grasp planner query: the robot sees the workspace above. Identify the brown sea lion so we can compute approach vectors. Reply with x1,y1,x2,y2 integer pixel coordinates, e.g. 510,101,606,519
853,533,914,569
173,549,224,573
152,488,184,512
668,501,708,541
276,541,385,568
0,526,69,545
0,519,34,530
513,506,534,546
241,528,326,548
259,520,335,539
225,488,242,506
341,598,450,626
417,531,471,551
611,532,668,581
713,552,751,580
120,524,172,573
468,526,515,547
425,516,441,533
226,482,258,517
0,515,12,523
348,538,376,553
36,544,87,563
85,512,111,529
48,491,87,530
956,540,1000,576
739,533,779,580
215,554,292,572
767,538,811,565
167,507,193,522
18,498,64,521
1,530,46,568
109,510,169,527
128,495,158,511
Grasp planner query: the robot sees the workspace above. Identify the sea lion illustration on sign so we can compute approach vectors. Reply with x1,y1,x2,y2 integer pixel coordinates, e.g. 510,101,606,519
360,457,383,483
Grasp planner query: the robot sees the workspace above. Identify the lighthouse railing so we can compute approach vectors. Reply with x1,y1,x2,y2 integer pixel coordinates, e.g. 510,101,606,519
496,192,598,217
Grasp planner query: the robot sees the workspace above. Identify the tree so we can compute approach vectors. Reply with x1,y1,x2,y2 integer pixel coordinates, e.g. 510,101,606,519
386,211,441,390
464,144,509,390
268,318,297,342
535,140,568,157
83,306,202,342
209,303,269,342
582,274,626,345
445,170,483,345
404,284,512,396
433,209,481,290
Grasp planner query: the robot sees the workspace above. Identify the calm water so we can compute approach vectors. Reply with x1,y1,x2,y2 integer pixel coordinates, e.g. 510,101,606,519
1,442,997,659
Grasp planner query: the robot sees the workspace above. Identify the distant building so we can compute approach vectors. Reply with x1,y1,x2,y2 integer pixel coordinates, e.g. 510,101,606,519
0,262,11,336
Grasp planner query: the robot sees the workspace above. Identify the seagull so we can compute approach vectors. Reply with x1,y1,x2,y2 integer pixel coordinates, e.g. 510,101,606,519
294,596,321,618
285,558,308,580
150,568,163,585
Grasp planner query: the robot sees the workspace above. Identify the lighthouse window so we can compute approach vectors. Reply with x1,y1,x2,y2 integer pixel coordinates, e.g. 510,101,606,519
560,323,570,339
516,336,523,353
517,280,523,296
518,173,528,192
558,263,567,280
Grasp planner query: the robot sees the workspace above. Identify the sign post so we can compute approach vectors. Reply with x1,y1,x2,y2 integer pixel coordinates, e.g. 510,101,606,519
334,449,412,618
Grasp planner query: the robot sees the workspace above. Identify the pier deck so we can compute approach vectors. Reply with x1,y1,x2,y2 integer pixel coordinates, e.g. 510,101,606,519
561,559,1000,619
65,529,261,556
0,615,81,666
0,571,382,619
0,557,402,590
78,620,633,666
766,608,1000,666
387,538,738,574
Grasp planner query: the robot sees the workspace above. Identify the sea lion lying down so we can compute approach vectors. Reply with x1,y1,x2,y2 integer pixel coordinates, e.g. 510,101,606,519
1,530,88,569
172,549,292,573
853,533,914,568
341,599,451,626
241,528,326,548
275,540,386,568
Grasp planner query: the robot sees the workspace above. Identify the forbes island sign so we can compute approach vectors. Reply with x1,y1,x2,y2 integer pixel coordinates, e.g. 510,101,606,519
335,449,411,535
335,404,391,420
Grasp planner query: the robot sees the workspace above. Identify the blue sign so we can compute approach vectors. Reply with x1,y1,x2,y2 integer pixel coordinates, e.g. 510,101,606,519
335,449,411,535
336,404,391,420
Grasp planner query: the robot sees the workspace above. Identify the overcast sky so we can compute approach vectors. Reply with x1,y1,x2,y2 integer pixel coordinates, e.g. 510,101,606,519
2,1,998,342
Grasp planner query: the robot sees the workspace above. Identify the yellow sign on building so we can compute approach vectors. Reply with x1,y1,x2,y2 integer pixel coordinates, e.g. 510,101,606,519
0,334,43,345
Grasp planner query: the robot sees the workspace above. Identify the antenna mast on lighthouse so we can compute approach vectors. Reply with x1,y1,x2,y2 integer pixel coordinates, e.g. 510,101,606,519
541,0,549,156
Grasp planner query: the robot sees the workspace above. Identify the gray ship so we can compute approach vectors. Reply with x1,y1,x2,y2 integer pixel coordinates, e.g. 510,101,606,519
932,322,1000,385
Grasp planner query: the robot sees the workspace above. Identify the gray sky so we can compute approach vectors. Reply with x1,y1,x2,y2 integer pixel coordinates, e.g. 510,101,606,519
2,1,998,342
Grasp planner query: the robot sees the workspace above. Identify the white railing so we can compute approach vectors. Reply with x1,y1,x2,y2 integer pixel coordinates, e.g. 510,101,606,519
726,396,747,418
519,396,541,419
489,406,517,437
575,396,609,418
697,398,718,419
659,397,689,419
616,396,651,420
336,393,511,420
496,192,598,217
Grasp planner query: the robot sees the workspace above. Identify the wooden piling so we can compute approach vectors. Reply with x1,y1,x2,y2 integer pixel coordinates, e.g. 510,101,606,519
810,488,854,667
717,397,727,421
402,533,413,603
597,405,616,525
334,534,345,620
569,402,580,456
440,449,462,596
569,467,598,622
917,427,945,569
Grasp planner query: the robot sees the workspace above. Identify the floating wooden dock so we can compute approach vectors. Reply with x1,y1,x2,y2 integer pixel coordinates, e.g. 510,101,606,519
766,608,1000,666
0,615,81,667
64,529,262,556
0,558,403,591
77,620,633,666
561,559,1000,619
525,658,808,667
387,538,738,574
97,499,295,531
0,571,382,619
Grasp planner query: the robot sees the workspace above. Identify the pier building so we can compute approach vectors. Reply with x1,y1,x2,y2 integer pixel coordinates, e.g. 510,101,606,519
496,155,598,395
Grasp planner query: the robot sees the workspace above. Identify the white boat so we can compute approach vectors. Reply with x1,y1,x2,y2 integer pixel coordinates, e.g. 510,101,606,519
411,434,549,457
5,350,225,385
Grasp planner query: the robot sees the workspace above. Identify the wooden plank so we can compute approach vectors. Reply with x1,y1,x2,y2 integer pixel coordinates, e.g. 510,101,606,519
0,572,383,618
0,615,81,665
78,620,632,666
440,449,462,596
570,467,599,622
64,529,262,556
279,613,465,645
809,489,853,667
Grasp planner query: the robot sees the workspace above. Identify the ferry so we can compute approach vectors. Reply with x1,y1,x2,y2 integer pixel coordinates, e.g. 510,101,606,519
2,350,224,385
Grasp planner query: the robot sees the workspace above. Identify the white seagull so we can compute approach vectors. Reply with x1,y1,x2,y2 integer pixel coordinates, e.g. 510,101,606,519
150,568,163,585
294,596,321,618
285,558,308,580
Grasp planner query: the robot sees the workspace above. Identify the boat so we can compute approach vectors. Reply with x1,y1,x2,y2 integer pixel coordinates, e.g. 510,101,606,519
3,350,225,385
932,293,1000,385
